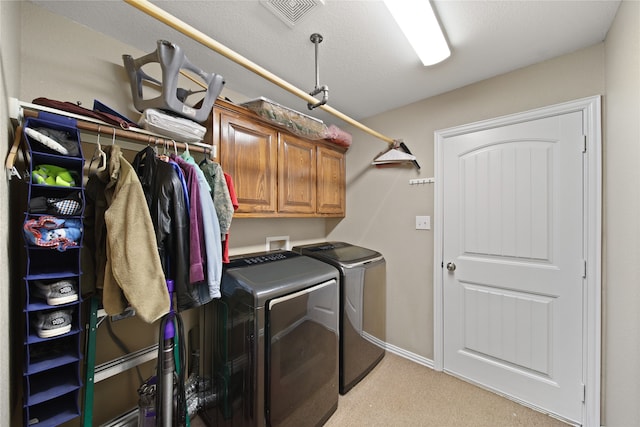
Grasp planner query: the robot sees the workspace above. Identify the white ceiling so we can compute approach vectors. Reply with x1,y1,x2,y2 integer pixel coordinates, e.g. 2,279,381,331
29,0,620,127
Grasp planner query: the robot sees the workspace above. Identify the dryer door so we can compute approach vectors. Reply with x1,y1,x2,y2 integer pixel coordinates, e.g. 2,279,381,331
265,279,339,427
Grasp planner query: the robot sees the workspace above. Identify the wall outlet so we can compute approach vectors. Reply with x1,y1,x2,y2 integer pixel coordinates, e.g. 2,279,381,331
416,215,430,230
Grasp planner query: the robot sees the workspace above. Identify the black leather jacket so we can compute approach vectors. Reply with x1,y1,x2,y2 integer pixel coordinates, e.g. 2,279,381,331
133,146,205,311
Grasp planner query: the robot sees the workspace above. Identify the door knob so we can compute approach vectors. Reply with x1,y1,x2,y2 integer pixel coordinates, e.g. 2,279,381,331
446,262,456,272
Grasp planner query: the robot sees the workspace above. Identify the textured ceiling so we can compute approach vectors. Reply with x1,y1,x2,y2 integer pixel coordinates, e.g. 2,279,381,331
29,0,620,128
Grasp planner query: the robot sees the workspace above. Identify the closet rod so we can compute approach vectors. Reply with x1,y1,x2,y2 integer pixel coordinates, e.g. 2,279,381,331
123,0,397,146
20,107,212,155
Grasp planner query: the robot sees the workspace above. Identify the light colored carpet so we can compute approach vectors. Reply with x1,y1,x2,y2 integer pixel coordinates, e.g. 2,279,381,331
323,352,570,427
191,352,571,427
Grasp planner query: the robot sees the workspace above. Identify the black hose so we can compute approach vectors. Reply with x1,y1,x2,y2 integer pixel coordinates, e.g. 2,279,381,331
174,312,187,426
105,316,144,384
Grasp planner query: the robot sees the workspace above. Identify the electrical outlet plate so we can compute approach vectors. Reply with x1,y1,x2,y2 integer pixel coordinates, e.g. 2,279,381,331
416,216,430,230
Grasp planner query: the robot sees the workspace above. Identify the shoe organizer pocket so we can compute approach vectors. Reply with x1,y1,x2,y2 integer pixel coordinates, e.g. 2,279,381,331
23,117,82,159
25,334,81,375
23,362,82,405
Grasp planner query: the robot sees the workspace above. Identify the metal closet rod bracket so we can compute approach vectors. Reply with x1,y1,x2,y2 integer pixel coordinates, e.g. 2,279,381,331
308,33,328,110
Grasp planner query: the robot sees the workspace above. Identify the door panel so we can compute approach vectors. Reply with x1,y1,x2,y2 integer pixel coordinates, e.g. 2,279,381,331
443,112,584,423
266,280,338,427
219,110,278,214
317,145,346,215
278,134,316,214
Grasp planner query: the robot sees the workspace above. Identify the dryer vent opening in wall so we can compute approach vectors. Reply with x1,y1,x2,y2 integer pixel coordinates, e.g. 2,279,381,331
261,0,326,27
267,236,290,251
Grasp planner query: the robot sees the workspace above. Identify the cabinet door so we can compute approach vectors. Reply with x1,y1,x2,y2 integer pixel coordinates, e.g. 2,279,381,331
317,145,346,216
278,134,316,214
219,110,278,214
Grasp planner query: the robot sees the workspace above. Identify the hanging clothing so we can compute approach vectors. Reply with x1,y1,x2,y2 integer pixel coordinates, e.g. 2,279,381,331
200,159,236,263
173,154,222,299
171,154,206,284
200,159,234,235
132,146,203,311
223,172,239,263
83,145,170,323
180,148,211,193
167,156,191,213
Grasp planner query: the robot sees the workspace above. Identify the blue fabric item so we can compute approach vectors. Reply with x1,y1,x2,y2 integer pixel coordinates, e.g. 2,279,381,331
193,162,222,298
168,159,190,213
180,149,211,192
23,216,82,251
175,153,222,299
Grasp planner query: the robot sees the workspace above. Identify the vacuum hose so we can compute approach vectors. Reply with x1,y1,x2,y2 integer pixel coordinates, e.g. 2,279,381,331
155,281,187,427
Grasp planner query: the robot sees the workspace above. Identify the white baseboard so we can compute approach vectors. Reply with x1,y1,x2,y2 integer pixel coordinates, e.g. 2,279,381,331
380,339,434,370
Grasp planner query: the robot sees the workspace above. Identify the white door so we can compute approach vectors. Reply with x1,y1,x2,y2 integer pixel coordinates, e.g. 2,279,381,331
442,111,585,424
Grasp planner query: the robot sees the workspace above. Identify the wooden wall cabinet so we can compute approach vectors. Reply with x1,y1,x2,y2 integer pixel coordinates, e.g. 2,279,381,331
213,100,346,218
317,144,346,215
218,107,278,215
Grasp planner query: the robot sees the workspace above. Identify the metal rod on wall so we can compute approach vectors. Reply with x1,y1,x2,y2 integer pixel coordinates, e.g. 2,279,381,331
123,0,396,146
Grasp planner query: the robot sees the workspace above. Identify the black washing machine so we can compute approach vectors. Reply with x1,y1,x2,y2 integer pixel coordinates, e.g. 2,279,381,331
201,250,339,427
292,242,386,394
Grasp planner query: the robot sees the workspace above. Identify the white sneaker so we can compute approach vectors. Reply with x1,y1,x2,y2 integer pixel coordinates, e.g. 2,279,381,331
33,279,78,305
33,309,73,338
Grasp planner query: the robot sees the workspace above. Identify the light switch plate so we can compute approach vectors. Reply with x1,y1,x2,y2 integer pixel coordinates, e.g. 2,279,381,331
416,215,430,230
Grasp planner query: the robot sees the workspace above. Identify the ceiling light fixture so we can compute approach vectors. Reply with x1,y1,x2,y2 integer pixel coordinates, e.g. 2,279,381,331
383,0,450,66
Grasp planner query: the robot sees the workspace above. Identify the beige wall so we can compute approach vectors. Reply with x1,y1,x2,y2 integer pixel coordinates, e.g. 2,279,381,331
4,1,640,426
603,1,640,425
329,43,605,359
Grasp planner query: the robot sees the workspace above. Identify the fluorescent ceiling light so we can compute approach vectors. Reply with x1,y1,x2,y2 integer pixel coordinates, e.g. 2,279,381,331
383,0,450,66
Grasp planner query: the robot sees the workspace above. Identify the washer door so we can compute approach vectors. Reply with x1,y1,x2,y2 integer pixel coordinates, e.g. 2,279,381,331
266,279,339,427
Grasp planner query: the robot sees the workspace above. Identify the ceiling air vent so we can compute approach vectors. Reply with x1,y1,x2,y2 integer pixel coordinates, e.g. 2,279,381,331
261,0,325,28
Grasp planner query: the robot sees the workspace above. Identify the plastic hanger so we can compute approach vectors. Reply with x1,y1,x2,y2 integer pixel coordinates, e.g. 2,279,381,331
180,142,196,164
180,142,190,158
199,145,217,166
372,140,420,169
90,127,107,172
157,138,170,162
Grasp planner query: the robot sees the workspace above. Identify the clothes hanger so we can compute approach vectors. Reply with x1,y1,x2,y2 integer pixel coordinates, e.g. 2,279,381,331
180,141,195,163
90,126,107,173
372,140,420,169
157,138,170,162
199,145,216,166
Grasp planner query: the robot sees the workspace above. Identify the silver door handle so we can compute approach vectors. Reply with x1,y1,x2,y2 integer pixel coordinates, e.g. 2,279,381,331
446,262,456,272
